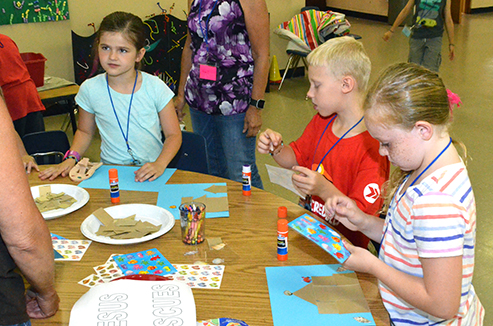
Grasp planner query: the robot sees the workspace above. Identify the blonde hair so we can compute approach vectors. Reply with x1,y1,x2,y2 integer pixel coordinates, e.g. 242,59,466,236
307,36,371,92
364,63,464,212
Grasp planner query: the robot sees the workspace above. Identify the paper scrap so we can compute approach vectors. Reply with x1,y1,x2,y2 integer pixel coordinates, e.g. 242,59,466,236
265,164,304,197
204,185,228,194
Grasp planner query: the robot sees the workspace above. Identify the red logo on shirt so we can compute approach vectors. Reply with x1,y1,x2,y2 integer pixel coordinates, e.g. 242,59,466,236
364,183,380,204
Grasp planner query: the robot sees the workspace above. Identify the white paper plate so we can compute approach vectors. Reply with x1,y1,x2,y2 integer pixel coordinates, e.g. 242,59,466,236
31,184,90,220
80,204,175,245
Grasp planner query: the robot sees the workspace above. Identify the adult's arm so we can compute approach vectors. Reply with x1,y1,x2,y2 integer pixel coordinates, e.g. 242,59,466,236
241,0,270,137
0,98,59,318
174,0,194,121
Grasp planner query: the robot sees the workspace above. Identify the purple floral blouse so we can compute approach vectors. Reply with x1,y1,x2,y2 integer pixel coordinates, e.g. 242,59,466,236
185,0,254,116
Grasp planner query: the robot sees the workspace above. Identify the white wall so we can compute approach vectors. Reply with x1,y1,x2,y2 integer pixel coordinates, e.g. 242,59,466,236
0,0,304,81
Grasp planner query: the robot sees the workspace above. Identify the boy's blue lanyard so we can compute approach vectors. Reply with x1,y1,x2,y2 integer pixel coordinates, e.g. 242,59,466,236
311,115,364,172
413,0,440,28
395,137,452,204
198,0,219,54
106,71,141,165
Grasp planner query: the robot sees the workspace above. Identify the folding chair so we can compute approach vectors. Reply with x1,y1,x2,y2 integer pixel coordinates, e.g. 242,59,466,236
168,131,209,174
22,130,71,165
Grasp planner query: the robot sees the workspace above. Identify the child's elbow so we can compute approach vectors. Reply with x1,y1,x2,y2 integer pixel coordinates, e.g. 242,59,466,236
431,301,460,320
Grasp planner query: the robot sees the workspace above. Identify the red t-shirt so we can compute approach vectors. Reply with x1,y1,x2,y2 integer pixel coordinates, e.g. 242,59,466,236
0,34,44,121
290,113,390,248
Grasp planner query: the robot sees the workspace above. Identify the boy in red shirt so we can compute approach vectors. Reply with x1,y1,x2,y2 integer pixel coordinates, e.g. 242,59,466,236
257,36,389,249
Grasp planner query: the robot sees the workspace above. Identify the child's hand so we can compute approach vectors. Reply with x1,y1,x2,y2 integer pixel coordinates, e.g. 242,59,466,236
134,162,165,182
341,240,378,274
291,165,329,197
257,129,283,154
22,155,39,174
324,195,365,232
383,30,393,41
38,159,76,181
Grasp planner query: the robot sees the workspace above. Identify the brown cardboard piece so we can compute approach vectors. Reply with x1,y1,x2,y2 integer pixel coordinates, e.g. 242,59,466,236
34,185,77,213
92,208,161,239
181,195,228,213
204,185,228,194
293,273,370,315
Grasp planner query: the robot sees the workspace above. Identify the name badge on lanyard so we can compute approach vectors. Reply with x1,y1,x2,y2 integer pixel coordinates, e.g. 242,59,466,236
198,0,219,81
199,63,217,81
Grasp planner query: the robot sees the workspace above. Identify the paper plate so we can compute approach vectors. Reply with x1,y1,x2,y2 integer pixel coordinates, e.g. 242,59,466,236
31,184,90,220
80,204,175,245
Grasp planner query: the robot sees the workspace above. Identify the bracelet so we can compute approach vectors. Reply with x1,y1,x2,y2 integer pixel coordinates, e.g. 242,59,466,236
389,29,394,33
449,43,455,47
270,141,284,156
63,150,80,163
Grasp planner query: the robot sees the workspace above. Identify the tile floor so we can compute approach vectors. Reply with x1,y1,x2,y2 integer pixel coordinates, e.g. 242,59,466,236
45,11,493,324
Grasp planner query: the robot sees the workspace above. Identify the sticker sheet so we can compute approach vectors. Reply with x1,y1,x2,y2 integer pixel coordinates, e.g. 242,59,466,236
79,254,124,288
52,239,92,261
289,214,351,263
171,264,225,289
113,249,177,276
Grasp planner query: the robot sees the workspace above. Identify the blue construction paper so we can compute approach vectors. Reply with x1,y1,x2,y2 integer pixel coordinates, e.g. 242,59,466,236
265,264,375,326
78,165,176,192
53,249,64,259
113,248,177,276
157,183,229,219
288,214,351,263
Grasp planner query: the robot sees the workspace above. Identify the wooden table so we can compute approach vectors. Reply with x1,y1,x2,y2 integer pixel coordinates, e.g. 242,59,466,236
38,84,79,134
28,168,389,325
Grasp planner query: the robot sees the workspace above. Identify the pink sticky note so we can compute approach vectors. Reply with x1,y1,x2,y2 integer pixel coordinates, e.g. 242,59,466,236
199,64,217,81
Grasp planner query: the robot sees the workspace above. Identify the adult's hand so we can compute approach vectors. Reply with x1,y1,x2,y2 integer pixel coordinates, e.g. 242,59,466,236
243,106,262,137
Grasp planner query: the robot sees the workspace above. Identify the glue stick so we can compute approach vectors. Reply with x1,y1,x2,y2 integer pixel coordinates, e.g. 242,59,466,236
109,168,120,204
242,165,251,196
277,206,288,261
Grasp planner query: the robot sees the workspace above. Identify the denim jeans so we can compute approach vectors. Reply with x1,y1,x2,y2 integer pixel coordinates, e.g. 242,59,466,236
1,321,31,326
408,36,443,72
190,108,263,189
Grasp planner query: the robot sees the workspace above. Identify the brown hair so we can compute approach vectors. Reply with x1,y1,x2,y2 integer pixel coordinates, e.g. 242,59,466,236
92,11,146,71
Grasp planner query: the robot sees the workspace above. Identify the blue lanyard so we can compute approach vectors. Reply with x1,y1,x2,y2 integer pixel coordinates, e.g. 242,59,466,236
198,0,219,53
311,115,364,172
396,137,453,204
106,71,140,165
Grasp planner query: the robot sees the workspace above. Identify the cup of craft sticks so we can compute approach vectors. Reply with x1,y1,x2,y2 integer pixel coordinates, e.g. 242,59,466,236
179,202,206,245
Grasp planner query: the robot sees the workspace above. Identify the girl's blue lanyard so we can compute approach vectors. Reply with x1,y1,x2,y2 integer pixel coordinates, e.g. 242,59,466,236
395,137,453,204
198,0,219,54
106,70,141,165
311,115,364,172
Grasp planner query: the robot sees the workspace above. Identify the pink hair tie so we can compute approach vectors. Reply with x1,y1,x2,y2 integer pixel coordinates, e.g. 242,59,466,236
447,89,462,115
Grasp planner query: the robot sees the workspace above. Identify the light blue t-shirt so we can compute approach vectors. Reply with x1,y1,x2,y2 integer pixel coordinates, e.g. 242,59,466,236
75,72,174,165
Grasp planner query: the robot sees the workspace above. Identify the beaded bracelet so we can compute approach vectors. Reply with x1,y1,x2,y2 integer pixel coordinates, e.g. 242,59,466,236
63,150,80,163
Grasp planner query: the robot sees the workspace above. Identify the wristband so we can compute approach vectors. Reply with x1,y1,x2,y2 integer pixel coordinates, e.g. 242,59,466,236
389,29,394,33
63,150,80,163
449,43,455,47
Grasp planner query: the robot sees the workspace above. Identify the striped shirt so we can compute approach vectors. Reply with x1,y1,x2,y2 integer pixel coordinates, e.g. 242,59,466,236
379,162,484,325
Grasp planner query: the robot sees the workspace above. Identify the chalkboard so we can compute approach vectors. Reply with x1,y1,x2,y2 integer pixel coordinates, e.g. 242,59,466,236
0,0,69,26
72,13,187,94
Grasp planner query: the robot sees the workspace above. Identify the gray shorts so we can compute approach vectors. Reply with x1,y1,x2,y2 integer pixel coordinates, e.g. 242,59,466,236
408,36,443,72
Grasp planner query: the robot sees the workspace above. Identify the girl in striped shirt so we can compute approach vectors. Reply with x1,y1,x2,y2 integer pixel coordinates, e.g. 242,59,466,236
325,63,484,325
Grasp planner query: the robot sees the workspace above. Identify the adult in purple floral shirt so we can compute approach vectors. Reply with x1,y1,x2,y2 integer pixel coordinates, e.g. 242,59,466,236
175,0,269,188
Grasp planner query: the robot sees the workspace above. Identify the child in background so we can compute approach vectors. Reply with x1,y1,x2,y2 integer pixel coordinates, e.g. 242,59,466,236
39,11,181,182
383,0,455,72
257,37,389,249
325,63,484,325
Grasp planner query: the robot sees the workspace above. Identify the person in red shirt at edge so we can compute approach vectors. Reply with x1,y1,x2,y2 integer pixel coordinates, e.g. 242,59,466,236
257,37,390,250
